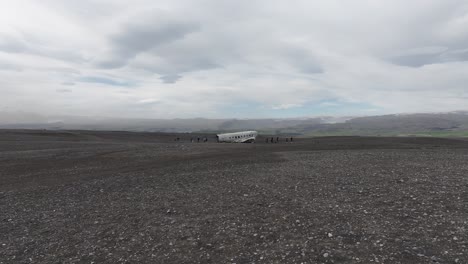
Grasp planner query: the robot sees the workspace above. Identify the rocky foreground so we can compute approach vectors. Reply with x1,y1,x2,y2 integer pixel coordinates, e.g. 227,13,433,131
0,130,467,263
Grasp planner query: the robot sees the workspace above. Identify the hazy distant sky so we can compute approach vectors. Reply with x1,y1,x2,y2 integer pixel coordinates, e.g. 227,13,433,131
1,0,468,118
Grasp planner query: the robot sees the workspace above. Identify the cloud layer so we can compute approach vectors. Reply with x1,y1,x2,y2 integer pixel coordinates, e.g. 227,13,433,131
1,0,468,118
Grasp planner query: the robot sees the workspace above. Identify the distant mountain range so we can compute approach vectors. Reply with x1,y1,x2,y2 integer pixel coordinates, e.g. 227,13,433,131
1,111,468,137
287,111,468,137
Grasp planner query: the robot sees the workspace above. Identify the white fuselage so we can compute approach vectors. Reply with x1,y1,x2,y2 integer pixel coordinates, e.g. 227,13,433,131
217,131,258,143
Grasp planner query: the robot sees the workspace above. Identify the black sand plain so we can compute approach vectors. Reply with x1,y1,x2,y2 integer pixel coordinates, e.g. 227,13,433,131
1,130,467,263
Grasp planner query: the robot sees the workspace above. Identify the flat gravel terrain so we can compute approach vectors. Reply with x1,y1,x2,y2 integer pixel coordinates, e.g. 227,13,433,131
0,130,467,263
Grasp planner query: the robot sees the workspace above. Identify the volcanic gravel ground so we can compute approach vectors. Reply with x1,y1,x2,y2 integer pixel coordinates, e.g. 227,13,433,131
0,130,467,263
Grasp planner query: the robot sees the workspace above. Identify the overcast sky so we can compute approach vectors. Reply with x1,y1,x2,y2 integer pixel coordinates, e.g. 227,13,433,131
1,0,468,118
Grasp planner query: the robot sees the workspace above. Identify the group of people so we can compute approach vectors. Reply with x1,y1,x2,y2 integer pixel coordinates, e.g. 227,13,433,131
192,137,209,143
174,137,208,142
266,137,294,143
175,135,293,143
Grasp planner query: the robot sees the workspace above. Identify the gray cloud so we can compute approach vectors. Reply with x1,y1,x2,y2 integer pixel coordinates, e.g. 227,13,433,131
297,63,323,74
78,76,134,87
0,34,27,53
98,14,200,69
0,32,85,63
389,47,468,67
95,11,218,83
56,88,72,93
285,48,324,74
131,51,221,82
2,1,468,118
0,62,22,72
159,74,182,84
441,49,468,62
390,53,444,67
